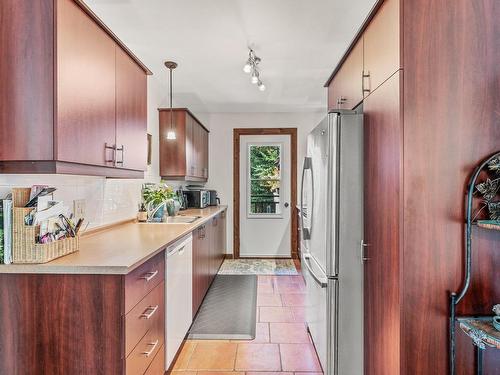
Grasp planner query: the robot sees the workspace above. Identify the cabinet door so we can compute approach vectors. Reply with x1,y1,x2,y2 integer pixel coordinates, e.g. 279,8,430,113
186,115,196,177
363,72,401,375
115,47,147,171
201,129,209,180
327,39,363,111
56,0,116,166
210,215,223,275
202,223,213,289
363,0,400,96
217,212,226,269
159,110,187,177
193,121,203,178
192,226,205,317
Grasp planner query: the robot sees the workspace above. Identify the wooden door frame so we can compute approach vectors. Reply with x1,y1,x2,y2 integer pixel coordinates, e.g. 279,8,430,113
233,128,298,259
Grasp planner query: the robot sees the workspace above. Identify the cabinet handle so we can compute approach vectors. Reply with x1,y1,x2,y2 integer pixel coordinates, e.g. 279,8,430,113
105,143,116,165
140,305,159,319
362,71,371,94
199,226,205,239
116,145,124,165
142,339,159,357
140,270,159,282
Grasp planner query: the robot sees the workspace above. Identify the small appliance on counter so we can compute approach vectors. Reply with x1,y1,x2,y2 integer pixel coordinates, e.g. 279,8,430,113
183,190,209,209
207,190,220,206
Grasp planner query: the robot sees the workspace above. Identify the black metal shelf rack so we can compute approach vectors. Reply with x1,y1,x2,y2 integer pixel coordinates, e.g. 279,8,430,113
449,151,500,375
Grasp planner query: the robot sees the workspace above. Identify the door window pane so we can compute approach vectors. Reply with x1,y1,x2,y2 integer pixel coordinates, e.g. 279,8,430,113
248,144,282,216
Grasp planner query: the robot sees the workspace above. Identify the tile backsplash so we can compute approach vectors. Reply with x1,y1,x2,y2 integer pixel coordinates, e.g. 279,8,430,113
0,175,167,229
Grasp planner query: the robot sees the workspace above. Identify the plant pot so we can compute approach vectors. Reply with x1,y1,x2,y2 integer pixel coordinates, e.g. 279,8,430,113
166,200,176,216
150,203,165,222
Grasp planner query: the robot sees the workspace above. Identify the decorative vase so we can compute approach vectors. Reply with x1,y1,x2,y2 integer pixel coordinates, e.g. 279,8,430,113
173,198,181,215
149,203,165,222
166,200,176,216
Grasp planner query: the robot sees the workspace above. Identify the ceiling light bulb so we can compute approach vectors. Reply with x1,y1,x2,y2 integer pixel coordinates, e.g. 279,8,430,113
243,63,252,73
251,73,259,84
258,82,266,91
166,130,176,140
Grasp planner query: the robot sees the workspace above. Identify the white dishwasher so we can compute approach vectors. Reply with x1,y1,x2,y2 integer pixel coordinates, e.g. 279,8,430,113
165,233,193,369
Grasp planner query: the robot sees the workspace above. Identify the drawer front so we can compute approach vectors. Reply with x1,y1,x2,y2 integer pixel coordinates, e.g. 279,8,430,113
125,311,164,375
125,251,165,313
126,281,164,356
144,345,165,375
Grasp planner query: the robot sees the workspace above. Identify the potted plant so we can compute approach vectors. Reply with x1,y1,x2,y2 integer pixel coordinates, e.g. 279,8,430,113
142,184,175,221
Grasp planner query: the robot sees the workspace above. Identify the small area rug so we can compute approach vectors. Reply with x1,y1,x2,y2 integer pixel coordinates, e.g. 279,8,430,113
218,258,298,275
188,275,257,340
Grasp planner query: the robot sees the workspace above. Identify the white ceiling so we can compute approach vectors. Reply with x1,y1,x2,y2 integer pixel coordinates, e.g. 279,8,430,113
85,0,376,113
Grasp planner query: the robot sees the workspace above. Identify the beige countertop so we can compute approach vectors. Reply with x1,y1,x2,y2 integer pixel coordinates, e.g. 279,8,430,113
0,206,227,275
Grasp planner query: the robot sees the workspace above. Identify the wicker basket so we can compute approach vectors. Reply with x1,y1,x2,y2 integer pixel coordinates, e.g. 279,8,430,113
11,188,79,264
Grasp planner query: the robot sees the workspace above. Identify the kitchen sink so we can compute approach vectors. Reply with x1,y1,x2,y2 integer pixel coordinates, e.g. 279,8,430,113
164,215,201,224
141,215,201,224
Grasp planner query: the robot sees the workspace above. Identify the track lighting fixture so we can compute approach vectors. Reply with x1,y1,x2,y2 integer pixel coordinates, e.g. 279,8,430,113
243,48,266,91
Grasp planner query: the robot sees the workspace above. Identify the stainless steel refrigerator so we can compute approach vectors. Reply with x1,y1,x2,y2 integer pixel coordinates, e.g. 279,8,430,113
300,109,363,375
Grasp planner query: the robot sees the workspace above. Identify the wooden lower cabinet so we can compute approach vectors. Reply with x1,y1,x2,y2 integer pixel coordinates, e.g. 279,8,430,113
144,346,165,375
0,252,166,375
192,211,226,317
192,224,209,316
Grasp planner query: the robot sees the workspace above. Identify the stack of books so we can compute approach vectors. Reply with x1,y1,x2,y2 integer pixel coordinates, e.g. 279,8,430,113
0,197,13,264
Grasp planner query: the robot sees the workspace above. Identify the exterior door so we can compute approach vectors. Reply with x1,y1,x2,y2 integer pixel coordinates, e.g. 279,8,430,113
239,134,292,257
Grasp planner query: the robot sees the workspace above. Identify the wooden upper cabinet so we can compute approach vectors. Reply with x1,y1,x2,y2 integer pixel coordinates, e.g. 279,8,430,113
159,110,187,178
201,129,209,179
0,0,54,161
328,38,364,111
115,47,148,171
363,0,400,96
159,108,209,181
0,0,150,177
56,0,116,167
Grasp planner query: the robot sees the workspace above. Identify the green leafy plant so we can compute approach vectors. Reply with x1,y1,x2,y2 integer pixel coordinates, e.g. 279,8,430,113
142,184,175,206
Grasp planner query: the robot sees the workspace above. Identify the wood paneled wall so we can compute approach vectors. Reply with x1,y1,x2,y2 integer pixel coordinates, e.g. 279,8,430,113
402,0,500,374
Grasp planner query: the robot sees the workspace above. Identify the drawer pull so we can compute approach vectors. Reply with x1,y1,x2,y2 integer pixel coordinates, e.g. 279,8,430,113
141,270,159,282
140,305,159,319
142,339,159,357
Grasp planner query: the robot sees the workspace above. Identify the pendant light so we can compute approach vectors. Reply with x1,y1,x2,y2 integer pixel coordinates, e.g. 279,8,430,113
164,61,178,140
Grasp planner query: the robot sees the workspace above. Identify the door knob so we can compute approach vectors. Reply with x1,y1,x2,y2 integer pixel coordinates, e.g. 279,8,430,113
284,202,289,208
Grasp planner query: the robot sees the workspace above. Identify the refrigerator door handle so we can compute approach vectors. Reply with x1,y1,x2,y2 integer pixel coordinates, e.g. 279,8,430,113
300,157,313,240
360,240,370,262
303,253,328,288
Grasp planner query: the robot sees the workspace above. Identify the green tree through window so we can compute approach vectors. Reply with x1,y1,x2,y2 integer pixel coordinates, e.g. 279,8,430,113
249,145,281,214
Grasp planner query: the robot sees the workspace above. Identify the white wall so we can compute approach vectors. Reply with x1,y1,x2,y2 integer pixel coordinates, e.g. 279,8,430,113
204,111,325,254
0,75,165,229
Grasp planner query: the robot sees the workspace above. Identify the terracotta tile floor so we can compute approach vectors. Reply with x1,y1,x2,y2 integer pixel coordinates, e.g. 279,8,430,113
169,272,324,375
